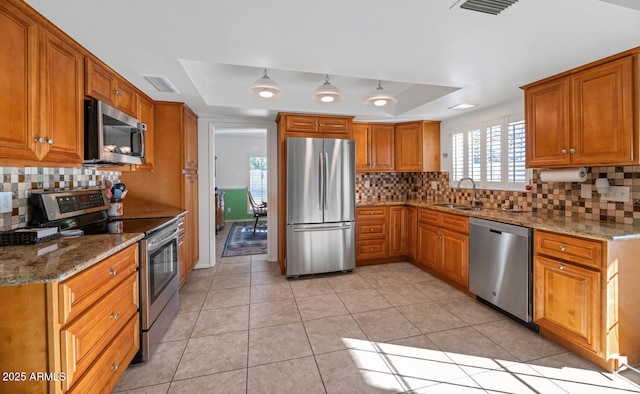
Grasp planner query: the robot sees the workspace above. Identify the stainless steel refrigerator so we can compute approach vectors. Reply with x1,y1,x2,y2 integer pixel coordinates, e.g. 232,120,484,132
286,137,356,277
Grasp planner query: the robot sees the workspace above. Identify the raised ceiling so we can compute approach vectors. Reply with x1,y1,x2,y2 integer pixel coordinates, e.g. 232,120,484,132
24,0,640,123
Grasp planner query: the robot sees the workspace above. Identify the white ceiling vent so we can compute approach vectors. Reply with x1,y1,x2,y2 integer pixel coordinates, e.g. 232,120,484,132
140,74,179,93
459,0,519,15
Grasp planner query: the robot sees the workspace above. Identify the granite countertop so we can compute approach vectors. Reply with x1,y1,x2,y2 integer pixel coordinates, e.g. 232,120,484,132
356,198,640,241
0,233,144,287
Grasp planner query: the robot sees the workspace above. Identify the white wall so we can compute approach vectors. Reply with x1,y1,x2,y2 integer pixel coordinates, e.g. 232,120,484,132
215,136,267,189
439,97,525,173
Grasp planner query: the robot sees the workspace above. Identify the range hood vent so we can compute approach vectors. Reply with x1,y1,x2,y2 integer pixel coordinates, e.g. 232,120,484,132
459,0,519,15
140,74,179,93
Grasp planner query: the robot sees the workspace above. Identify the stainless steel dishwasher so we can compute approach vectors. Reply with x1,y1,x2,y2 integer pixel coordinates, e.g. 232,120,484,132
469,217,536,330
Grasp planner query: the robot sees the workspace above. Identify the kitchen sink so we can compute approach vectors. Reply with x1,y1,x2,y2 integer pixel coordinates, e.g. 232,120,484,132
432,203,483,211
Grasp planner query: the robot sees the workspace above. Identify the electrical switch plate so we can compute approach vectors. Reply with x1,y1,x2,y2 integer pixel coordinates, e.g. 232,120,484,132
227,207,231,213
580,184,592,199
430,181,438,189
364,180,370,188
0,192,11,213
600,186,630,202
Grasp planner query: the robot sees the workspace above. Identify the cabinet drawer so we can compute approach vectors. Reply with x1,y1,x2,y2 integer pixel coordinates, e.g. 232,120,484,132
418,208,440,226
68,314,139,394
319,117,350,134
356,221,386,240
356,239,388,260
285,115,319,132
356,207,387,220
59,244,138,325
535,230,603,269
61,272,139,390
441,212,468,234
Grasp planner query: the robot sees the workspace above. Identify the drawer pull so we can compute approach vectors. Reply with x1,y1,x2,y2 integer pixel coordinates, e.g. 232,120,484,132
110,312,119,320
111,363,119,371
110,269,118,276
370,211,374,215
370,248,374,251
370,228,374,232
558,264,564,270
559,246,566,252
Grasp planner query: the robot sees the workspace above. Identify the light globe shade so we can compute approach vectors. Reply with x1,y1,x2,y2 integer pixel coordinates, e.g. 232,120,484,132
248,69,283,99
365,81,397,107
312,75,343,103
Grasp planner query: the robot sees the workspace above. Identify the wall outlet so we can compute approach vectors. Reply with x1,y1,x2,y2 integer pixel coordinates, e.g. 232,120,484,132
364,180,370,188
227,207,231,213
0,192,11,213
580,184,592,199
600,186,630,202
430,181,438,190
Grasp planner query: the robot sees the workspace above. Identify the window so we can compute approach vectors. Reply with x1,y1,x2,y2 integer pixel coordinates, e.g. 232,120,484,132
248,157,267,209
450,116,529,191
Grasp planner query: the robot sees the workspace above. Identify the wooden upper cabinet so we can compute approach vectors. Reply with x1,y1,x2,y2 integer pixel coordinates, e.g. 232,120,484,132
0,0,39,164
184,106,198,171
37,26,84,165
354,123,394,172
523,50,638,168
394,121,441,172
279,113,352,136
133,94,155,171
86,57,137,117
354,123,372,171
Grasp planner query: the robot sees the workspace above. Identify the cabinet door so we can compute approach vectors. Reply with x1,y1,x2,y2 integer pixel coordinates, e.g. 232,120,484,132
405,207,417,261
319,117,350,134
0,1,39,164
440,229,469,287
184,173,199,273
417,223,439,271
38,27,83,164
134,94,155,171
85,58,115,105
354,123,371,171
389,206,405,256
115,79,136,117
570,56,634,165
371,125,394,171
395,123,422,171
534,255,601,353
524,78,571,167
184,107,198,170
285,115,318,133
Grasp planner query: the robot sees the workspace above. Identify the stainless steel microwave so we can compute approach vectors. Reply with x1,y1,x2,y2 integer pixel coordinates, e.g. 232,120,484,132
84,99,146,166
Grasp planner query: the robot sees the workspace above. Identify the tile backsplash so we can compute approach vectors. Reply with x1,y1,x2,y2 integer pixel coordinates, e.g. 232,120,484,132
356,166,640,225
0,167,122,231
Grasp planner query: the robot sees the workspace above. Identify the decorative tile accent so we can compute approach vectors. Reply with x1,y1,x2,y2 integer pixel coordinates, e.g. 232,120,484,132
356,166,640,225
0,167,122,232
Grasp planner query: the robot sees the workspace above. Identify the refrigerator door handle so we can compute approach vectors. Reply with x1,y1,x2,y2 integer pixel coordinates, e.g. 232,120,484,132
318,151,324,211
324,151,329,210
293,223,352,232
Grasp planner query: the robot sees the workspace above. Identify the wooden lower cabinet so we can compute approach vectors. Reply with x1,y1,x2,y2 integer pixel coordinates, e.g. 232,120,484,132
405,207,417,261
355,206,388,261
0,244,139,393
389,206,405,256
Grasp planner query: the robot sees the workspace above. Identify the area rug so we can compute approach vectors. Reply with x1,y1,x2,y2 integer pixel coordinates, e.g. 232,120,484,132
222,222,267,257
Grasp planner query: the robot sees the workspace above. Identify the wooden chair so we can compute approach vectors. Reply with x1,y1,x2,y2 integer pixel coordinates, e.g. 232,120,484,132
247,190,267,234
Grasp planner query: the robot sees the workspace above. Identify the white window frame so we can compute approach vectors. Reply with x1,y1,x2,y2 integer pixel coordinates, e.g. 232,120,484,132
248,156,267,213
450,115,531,192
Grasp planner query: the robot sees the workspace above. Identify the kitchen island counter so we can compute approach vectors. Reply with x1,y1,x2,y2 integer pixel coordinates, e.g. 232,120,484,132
357,198,640,241
0,233,143,287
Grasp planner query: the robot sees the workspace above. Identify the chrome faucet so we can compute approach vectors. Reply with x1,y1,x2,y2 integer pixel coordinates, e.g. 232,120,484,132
457,177,481,207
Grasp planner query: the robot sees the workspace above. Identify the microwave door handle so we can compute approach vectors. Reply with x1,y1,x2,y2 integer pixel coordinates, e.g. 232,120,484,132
139,123,146,158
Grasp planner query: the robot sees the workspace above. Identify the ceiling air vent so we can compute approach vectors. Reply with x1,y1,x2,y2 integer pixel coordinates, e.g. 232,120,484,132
459,0,519,15
140,74,179,93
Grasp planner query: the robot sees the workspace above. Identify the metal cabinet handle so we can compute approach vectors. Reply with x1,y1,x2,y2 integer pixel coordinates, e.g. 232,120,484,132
370,228,374,232
35,137,46,143
370,248,374,251
47,139,53,145
109,269,118,276
558,264,565,270
111,364,119,371
569,148,576,153
560,246,566,252
561,149,567,154
110,312,119,320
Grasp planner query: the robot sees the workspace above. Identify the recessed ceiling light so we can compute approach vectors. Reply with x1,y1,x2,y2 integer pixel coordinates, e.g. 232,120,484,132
449,103,477,110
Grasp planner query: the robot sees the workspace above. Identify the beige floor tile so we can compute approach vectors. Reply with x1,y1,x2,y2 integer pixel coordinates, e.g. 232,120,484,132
326,273,372,293
114,383,171,393
376,283,432,306
202,286,250,310
251,254,268,262
251,259,278,272
290,278,335,298
474,319,566,362
438,296,505,325
381,262,415,271
411,279,465,300
295,293,349,321
352,307,421,342
250,269,288,285
248,322,312,366
176,291,207,314
211,273,251,290
167,370,246,394
250,282,294,303
173,331,248,380
179,275,214,294
528,351,604,372
427,326,519,374
161,312,198,342
380,352,468,391
216,262,251,275
394,268,439,284
113,340,187,391
354,264,391,274
249,299,301,329
337,289,392,313
191,305,249,337
189,266,218,278
220,255,252,264
358,270,406,288
397,302,467,334
410,376,485,394
470,365,566,394
247,356,325,394
303,314,374,355
377,335,443,357
315,348,405,393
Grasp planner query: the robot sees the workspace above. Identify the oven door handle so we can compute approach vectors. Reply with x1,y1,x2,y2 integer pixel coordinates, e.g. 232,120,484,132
147,228,180,252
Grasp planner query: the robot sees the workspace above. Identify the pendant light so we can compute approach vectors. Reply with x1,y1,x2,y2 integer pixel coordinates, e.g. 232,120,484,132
365,80,397,107
248,68,283,99
312,75,343,103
